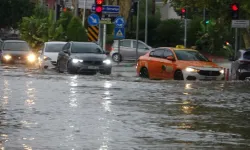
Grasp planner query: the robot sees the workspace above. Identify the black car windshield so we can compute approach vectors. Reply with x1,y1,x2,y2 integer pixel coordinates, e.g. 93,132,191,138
45,43,65,52
3,42,29,51
243,51,250,60
174,50,209,61
72,43,104,54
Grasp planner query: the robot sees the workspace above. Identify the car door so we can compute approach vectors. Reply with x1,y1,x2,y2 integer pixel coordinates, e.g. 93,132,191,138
161,49,176,79
119,39,133,60
133,40,150,57
58,42,70,69
147,49,165,79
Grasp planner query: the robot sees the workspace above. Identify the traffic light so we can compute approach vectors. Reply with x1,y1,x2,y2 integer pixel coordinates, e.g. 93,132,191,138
231,2,239,19
181,8,186,19
95,0,104,19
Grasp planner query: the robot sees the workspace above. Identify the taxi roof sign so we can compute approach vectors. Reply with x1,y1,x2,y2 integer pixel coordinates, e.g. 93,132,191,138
176,45,185,48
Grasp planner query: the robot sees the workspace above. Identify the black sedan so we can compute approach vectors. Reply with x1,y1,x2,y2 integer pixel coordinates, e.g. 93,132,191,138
57,42,112,75
0,40,36,65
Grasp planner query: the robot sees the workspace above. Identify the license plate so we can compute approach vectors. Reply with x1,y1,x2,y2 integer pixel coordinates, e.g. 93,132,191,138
15,60,25,64
88,66,99,69
204,76,217,80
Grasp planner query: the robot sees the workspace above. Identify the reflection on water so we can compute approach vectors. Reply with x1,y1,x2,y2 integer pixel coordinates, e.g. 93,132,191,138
25,81,36,108
69,76,78,108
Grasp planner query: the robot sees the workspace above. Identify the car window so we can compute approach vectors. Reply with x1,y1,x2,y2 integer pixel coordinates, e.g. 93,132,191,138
72,43,104,54
164,49,173,57
150,49,164,58
62,43,70,51
45,43,66,52
133,41,147,49
243,51,250,60
120,40,131,47
174,50,209,61
3,42,29,51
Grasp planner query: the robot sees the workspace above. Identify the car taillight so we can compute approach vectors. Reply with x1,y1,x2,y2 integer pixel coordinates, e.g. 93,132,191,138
240,60,250,64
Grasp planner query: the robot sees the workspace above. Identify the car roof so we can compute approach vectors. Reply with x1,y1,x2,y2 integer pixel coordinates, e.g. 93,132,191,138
4,40,27,43
157,47,198,52
45,41,67,44
71,41,97,44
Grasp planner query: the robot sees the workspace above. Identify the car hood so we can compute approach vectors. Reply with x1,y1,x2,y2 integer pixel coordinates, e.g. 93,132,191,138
177,60,222,69
71,53,107,61
44,52,59,62
1,50,32,55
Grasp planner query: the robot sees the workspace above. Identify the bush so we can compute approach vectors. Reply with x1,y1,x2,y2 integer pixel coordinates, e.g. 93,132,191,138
67,17,87,41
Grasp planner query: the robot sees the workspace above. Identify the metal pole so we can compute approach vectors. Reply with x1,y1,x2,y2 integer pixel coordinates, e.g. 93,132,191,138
145,0,148,44
234,28,238,59
184,18,187,48
203,8,205,20
135,0,140,62
54,0,57,22
118,39,120,64
103,24,106,50
75,0,78,16
82,0,86,26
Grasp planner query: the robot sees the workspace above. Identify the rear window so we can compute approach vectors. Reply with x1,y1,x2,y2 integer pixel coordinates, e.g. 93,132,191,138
3,42,29,51
45,43,65,52
243,51,250,60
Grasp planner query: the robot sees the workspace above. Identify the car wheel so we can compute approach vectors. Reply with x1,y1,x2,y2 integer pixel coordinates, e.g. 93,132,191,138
57,61,64,73
100,68,112,75
67,62,77,74
174,70,184,80
112,53,122,62
139,67,149,78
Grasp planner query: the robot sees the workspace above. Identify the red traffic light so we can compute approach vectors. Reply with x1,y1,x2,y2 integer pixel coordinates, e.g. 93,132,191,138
96,6,103,13
231,4,238,11
181,8,186,13
96,0,104,5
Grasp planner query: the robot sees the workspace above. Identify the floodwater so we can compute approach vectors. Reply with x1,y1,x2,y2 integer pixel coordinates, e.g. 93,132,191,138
0,66,249,150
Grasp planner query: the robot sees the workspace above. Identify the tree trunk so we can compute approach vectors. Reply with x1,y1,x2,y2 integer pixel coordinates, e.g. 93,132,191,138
242,29,250,48
118,0,130,20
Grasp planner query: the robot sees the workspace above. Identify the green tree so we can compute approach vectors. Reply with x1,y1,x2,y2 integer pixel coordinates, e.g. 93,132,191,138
66,17,88,41
0,0,34,29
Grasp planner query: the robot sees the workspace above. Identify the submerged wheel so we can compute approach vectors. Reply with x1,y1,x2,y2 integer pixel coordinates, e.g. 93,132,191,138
174,70,184,80
140,67,149,78
112,53,122,62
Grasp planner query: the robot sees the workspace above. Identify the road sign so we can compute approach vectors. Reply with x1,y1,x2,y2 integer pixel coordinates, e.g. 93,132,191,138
114,27,125,39
91,5,120,14
88,25,99,42
88,13,100,26
79,0,94,9
114,16,125,28
100,18,112,24
232,20,250,28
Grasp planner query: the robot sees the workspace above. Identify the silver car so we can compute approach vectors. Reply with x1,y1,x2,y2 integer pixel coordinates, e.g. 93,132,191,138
110,39,152,62
230,49,250,80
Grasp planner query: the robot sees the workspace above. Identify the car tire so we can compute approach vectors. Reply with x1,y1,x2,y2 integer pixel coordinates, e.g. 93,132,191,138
100,68,112,75
174,70,184,80
139,67,149,78
112,53,122,62
67,62,77,74
57,61,64,73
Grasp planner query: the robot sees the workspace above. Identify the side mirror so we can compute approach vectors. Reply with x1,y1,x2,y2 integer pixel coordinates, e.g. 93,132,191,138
166,56,175,61
63,49,69,54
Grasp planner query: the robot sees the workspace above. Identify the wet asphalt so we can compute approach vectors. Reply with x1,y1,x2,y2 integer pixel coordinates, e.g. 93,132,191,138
0,63,250,150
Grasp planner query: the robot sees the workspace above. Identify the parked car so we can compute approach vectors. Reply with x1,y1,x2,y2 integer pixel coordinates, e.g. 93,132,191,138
38,41,67,69
230,49,250,80
0,40,36,65
57,41,112,75
110,39,152,62
136,46,225,80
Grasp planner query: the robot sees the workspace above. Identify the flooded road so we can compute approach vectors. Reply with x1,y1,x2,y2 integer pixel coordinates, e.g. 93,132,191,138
0,66,250,149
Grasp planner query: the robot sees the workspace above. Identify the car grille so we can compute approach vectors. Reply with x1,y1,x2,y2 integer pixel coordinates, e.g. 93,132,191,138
12,55,26,61
198,70,221,76
239,64,250,70
83,61,102,65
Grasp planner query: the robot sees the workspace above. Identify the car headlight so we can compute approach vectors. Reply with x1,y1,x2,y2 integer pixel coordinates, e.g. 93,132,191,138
220,69,224,74
72,58,83,63
103,59,111,65
185,67,199,72
4,55,12,60
27,54,36,62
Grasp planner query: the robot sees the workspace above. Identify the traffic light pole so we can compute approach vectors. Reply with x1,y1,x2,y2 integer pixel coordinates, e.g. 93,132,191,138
234,28,238,59
145,0,148,44
135,0,140,62
184,18,187,48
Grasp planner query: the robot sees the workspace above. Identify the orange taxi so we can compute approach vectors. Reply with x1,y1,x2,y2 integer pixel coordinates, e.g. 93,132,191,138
136,46,225,80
